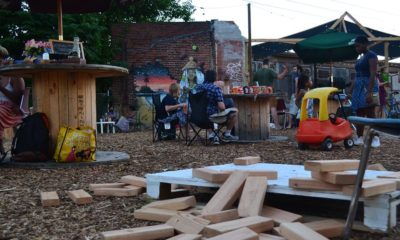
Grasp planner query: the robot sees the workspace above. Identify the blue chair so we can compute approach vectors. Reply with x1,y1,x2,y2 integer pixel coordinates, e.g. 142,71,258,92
343,117,400,239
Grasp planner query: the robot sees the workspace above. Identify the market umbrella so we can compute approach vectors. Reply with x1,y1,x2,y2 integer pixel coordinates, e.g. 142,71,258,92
0,0,137,40
293,30,359,64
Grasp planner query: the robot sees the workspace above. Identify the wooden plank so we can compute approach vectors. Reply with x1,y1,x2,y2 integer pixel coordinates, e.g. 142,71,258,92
134,207,177,222
200,209,239,224
100,224,175,240
192,168,231,183
166,234,202,240
89,183,126,191
57,72,69,127
258,233,286,240
377,172,400,179
280,222,328,240
303,219,344,238
40,191,60,207
259,98,268,139
260,206,302,225
207,227,258,240
234,156,261,165
289,178,342,191
67,189,92,205
143,196,196,210
166,212,210,234
203,216,274,237
342,179,397,197
367,163,387,171
238,176,268,217
311,171,357,185
120,175,147,188
304,159,359,172
76,73,86,127
202,171,248,215
89,75,97,128
225,170,278,180
67,73,78,127
93,187,144,197
48,71,60,150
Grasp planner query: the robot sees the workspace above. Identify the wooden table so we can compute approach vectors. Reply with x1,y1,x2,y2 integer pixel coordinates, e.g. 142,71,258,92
0,64,128,152
224,93,279,141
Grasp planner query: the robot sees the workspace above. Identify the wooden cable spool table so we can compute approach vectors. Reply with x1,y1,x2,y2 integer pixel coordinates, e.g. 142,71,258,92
224,93,281,141
0,63,128,154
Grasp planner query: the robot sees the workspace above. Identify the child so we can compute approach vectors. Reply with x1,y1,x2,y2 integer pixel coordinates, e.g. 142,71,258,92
295,74,313,119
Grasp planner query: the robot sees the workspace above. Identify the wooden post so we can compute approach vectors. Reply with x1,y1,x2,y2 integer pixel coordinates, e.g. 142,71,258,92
247,3,253,85
57,0,63,40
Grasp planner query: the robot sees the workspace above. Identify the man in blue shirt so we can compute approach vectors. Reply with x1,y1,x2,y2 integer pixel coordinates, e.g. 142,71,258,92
195,70,238,144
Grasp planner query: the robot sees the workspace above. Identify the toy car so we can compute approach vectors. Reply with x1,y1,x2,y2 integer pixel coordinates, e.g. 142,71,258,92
296,87,354,151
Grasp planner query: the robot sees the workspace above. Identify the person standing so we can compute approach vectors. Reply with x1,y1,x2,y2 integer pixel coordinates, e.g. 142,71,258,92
347,36,380,147
0,45,25,157
288,65,303,128
253,59,288,129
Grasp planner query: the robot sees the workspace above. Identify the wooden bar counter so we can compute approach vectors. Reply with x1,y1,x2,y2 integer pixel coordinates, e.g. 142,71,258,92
225,93,279,141
0,64,128,152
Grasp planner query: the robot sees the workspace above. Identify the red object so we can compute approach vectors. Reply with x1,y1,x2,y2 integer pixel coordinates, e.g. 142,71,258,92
296,117,353,147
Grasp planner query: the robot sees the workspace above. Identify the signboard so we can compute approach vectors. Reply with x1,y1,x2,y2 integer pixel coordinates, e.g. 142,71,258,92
49,39,85,59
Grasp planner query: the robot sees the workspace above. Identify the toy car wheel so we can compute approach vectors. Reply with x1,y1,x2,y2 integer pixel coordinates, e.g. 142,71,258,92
344,138,354,149
298,143,308,150
322,138,333,151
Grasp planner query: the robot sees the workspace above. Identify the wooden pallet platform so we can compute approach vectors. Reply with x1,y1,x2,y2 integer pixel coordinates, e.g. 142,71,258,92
146,163,400,232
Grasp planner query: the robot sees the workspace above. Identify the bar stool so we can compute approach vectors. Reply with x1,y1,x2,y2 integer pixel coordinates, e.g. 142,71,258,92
343,117,400,239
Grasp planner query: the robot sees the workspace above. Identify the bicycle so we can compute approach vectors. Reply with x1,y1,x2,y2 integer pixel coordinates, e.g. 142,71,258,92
383,91,400,118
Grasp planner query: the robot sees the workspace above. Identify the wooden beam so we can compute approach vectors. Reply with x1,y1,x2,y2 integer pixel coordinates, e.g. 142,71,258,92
89,183,126,191
207,227,259,240
234,156,260,165
342,179,397,197
304,159,359,172
166,212,210,234
303,219,344,238
202,171,248,215
249,38,303,43
289,178,342,191
238,176,268,217
203,216,274,237
100,224,175,240
225,170,277,179
93,187,143,197
342,19,348,33
367,163,387,171
345,12,375,38
134,207,178,222
258,233,286,240
280,222,329,240
200,209,240,224
311,171,357,185
120,175,147,188
143,196,197,211
260,206,302,225
67,189,92,205
166,234,202,240
329,11,347,30
192,168,230,183
40,191,60,207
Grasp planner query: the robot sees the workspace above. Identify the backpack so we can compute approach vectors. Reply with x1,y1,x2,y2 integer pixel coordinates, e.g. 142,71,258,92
10,112,50,162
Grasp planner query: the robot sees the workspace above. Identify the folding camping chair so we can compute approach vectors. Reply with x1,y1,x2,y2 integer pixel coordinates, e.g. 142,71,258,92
343,117,400,239
186,91,225,146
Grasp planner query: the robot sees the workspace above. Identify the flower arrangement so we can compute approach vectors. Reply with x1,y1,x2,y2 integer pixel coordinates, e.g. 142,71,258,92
22,39,51,58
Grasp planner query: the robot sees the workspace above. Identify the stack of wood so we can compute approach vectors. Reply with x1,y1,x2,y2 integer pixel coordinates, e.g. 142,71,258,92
89,175,147,197
289,160,398,197
101,170,345,240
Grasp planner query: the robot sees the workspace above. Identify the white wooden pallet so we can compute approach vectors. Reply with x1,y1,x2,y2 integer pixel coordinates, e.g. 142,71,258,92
146,163,400,232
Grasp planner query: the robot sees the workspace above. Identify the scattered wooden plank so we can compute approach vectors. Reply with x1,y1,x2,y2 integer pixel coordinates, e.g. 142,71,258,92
203,216,274,237
143,196,196,210
280,222,328,240
225,170,278,180
258,233,286,240
202,171,248,215
303,219,344,238
200,209,239,224
100,224,175,240
40,191,60,207
120,175,147,188
367,163,387,171
234,156,261,165
260,206,302,225
289,178,342,191
134,207,177,222
304,159,359,172
93,186,144,197
238,176,268,217
166,212,210,234
89,183,126,191
67,189,92,205
311,171,357,185
342,179,397,197
377,172,400,179
207,227,258,240
192,168,231,183
166,233,202,240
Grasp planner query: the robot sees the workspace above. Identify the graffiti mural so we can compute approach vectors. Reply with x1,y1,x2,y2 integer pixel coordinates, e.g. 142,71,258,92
225,61,243,85
133,61,177,92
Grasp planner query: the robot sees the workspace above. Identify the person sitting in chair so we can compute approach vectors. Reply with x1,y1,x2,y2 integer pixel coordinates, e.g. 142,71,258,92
195,70,238,144
0,45,25,158
160,83,187,125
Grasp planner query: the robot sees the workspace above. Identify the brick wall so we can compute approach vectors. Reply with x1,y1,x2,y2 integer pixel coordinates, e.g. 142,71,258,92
110,21,244,106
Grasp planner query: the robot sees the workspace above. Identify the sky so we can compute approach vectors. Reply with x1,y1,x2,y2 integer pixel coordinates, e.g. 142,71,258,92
191,0,400,40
